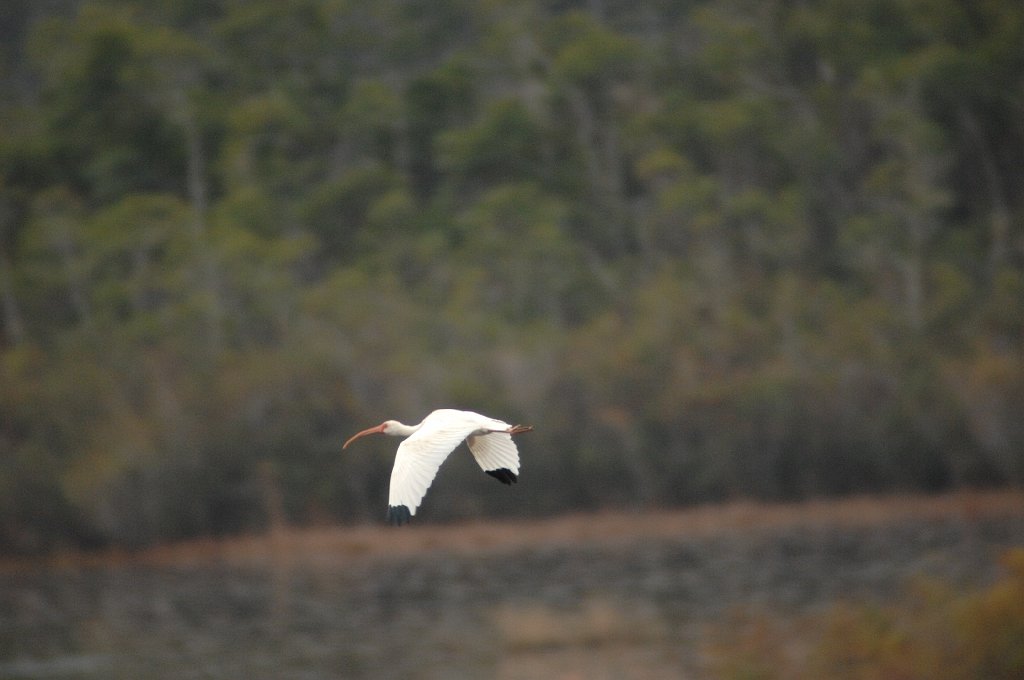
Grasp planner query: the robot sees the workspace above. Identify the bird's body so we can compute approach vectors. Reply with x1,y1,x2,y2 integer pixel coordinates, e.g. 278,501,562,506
342,409,532,525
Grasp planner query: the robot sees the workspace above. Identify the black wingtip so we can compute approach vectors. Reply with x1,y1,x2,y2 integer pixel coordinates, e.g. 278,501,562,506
486,468,518,485
387,505,412,526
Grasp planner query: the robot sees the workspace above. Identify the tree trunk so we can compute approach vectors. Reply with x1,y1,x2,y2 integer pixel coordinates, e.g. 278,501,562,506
958,107,1011,276
51,222,92,328
0,251,24,344
181,97,225,356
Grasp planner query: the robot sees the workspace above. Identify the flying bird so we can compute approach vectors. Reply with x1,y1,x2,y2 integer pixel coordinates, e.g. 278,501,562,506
342,408,533,525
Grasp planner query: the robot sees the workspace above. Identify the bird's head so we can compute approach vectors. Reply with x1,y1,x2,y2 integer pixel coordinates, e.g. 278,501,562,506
342,420,400,449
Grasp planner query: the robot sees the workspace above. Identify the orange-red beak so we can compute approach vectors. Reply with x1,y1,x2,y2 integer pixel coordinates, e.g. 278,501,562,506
343,423,386,449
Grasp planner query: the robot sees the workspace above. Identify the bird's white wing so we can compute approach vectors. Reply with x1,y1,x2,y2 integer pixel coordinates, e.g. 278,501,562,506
387,413,478,516
466,432,520,475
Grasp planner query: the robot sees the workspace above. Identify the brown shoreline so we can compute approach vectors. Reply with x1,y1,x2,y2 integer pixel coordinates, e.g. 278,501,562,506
4,489,1022,573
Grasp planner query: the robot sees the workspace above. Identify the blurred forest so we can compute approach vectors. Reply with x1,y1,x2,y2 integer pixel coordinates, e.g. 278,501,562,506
0,0,1022,554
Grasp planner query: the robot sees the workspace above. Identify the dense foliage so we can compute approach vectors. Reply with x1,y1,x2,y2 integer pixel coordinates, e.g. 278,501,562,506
1,0,1022,552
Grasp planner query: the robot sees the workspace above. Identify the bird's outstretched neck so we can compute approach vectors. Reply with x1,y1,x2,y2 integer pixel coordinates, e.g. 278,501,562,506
385,421,421,438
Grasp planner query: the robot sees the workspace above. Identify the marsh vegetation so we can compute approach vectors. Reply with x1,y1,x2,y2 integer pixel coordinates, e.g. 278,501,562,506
3,492,1022,678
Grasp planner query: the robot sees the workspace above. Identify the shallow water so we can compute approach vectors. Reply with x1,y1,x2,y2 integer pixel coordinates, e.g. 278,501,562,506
2,514,1022,679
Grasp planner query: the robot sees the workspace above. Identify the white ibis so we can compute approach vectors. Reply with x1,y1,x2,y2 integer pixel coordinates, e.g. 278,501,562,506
342,408,533,525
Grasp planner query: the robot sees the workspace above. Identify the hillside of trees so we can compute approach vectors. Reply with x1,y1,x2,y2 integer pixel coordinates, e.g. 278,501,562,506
1,0,1022,553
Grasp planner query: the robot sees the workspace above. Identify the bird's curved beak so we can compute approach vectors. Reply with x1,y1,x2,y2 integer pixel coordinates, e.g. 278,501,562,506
342,423,386,450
